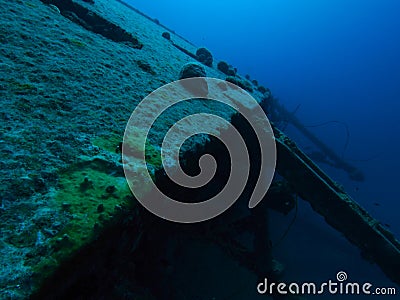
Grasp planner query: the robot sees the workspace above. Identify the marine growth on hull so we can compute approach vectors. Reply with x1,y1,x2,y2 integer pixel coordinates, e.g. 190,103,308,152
0,0,399,299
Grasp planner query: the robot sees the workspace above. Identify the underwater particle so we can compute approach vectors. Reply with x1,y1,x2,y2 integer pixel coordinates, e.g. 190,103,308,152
97,203,104,213
105,185,117,194
217,61,236,76
162,32,171,40
115,141,123,153
196,47,213,67
179,62,206,79
79,176,94,192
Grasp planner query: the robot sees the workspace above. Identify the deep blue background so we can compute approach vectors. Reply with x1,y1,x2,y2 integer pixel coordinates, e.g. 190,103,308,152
126,0,399,293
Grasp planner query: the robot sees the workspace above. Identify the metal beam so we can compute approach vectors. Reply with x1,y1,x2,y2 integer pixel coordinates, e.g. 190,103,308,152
273,126,400,285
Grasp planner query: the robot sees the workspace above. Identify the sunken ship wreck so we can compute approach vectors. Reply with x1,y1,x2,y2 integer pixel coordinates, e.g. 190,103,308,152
1,0,399,299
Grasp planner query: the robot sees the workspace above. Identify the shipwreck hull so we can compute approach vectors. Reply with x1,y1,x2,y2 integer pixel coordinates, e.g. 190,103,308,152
0,0,398,298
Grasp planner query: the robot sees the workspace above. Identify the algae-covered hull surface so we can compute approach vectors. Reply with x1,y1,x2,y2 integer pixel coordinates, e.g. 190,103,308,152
2,0,399,299
0,0,267,298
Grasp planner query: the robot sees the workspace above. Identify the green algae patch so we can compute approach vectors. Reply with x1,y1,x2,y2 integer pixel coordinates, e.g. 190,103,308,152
29,158,136,287
93,134,122,153
67,38,86,48
27,136,164,291
92,133,162,175
10,81,38,95
56,167,132,231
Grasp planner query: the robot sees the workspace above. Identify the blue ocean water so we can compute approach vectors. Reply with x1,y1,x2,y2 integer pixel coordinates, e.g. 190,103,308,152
126,0,400,297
